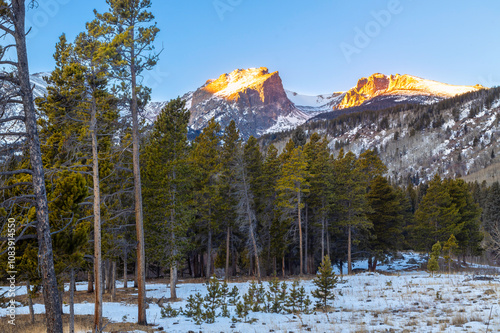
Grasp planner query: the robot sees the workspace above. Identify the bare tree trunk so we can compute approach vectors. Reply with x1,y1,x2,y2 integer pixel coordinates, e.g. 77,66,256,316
206,226,212,279
248,218,261,282
69,269,75,333
170,264,177,300
348,224,352,275
129,26,147,325
305,203,308,275
321,217,325,259
282,256,285,277
326,219,330,258
7,2,63,331
273,257,277,277
225,226,230,281
123,251,128,289
87,270,94,293
90,95,103,332
134,260,138,288
298,192,303,276
27,279,35,324
111,261,116,302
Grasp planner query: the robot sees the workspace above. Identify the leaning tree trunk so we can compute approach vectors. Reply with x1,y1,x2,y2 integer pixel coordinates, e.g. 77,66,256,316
11,2,63,331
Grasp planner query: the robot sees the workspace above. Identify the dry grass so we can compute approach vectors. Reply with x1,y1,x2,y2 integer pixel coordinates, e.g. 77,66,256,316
15,287,142,307
451,314,467,326
0,314,161,333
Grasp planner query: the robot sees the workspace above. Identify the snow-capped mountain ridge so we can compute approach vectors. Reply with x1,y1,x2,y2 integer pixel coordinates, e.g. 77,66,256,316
26,70,486,139
334,73,483,110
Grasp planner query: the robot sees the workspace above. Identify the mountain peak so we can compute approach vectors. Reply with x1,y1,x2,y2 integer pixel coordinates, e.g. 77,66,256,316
336,73,484,110
201,67,279,103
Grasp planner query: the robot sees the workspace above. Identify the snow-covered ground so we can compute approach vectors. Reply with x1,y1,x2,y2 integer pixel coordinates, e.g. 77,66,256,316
2,253,499,333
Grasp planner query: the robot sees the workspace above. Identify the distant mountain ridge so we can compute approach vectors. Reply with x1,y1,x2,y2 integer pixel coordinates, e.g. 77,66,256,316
29,69,485,139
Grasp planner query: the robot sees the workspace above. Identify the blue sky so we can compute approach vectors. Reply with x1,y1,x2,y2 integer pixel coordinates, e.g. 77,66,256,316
26,0,500,101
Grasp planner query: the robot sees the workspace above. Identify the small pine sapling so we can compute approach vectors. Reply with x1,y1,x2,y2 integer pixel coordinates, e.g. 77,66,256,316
312,255,338,312
298,285,312,314
236,294,252,322
203,276,222,323
285,280,300,314
427,241,441,277
228,285,240,306
443,234,458,274
160,303,180,318
184,293,204,324
266,278,284,313
220,280,230,317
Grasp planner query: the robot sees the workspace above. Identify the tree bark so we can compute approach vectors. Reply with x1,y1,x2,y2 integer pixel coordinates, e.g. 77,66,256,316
123,251,128,289
87,270,94,293
282,256,285,277
27,279,35,324
90,94,103,332
206,226,212,279
129,25,147,326
348,225,352,275
298,191,303,276
305,203,308,275
69,268,75,333
10,2,63,331
170,264,177,300
111,261,116,302
321,217,325,259
225,226,230,281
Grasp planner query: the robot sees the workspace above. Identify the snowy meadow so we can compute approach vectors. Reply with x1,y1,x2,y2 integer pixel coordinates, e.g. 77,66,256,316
2,253,500,333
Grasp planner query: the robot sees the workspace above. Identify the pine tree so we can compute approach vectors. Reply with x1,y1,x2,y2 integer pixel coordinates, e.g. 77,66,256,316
261,145,282,276
443,234,458,274
304,134,333,263
219,121,240,280
427,241,441,276
312,255,338,311
36,30,119,331
333,150,371,275
95,1,160,323
366,176,403,272
232,145,262,281
191,118,222,279
276,146,310,276
356,149,388,185
143,97,193,300
445,179,483,259
414,174,461,252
